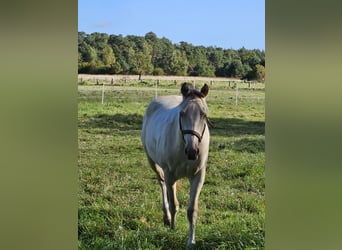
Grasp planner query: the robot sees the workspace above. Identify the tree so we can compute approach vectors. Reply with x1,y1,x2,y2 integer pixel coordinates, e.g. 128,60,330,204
224,49,240,62
145,31,158,43
255,64,265,81
77,31,265,77
134,51,153,75
246,51,261,68
153,67,164,76
109,37,130,73
178,41,195,72
243,64,253,80
227,60,245,79
192,62,215,77
184,45,210,76
169,50,189,76
215,62,230,77
145,32,168,72
238,47,250,64
156,37,174,74
207,47,224,69
101,45,116,66
81,44,97,63
85,32,108,50
131,40,153,75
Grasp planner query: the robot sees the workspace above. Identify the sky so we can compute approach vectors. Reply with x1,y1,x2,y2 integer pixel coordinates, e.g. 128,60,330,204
78,0,264,50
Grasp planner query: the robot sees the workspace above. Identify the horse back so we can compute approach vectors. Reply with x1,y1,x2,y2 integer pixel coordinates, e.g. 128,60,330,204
144,96,182,118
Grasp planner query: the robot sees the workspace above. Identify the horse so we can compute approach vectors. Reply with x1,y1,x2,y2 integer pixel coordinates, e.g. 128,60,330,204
141,82,210,247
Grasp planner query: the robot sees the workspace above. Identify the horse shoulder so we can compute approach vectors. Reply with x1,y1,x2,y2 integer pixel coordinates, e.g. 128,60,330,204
154,96,183,110
142,96,183,165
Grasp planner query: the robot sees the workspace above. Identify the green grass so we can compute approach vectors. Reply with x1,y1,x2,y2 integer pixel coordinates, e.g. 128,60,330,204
78,83,265,249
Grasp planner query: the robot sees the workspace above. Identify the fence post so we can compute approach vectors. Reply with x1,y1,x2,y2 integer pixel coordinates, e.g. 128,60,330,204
235,82,238,106
155,80,158,98
101,83,105,104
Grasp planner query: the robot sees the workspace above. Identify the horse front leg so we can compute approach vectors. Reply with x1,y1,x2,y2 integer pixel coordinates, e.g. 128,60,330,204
187,168,206,247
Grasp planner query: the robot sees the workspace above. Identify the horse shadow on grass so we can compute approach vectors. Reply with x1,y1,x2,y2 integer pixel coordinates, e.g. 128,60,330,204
209,117,264,137
78,113,143,132
78,113,265,152
209,117,265,153
79,113,264,136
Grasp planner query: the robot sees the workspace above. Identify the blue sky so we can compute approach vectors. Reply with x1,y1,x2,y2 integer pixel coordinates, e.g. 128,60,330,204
78,0,264,50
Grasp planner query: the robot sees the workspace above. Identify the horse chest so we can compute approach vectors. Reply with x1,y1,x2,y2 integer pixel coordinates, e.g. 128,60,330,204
165,157,204,179
154,137,207,179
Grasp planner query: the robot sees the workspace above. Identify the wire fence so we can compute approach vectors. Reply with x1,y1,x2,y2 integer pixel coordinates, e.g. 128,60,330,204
78,74,265,91
78,82,265,107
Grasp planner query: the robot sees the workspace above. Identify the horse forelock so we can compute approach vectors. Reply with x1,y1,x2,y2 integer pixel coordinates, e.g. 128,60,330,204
190,89,205,98
181,91,208,113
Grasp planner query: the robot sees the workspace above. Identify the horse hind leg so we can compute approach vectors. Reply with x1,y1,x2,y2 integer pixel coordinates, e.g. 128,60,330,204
165,175,179,230
146,157,171,226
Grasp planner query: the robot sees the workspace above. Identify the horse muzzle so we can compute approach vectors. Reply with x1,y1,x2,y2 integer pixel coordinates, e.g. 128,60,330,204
185,147,199,160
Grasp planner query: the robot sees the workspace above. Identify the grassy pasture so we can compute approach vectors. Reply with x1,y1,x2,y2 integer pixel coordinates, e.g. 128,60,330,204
78,80,265,249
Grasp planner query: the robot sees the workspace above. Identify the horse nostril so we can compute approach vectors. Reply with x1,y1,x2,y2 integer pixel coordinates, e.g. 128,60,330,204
185,147,199,160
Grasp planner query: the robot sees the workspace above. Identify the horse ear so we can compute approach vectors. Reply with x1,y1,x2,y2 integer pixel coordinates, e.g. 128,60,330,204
181,82,190,97
201,84,209,97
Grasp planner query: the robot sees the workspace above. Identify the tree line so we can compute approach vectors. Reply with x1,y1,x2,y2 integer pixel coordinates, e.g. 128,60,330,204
78,31,265,81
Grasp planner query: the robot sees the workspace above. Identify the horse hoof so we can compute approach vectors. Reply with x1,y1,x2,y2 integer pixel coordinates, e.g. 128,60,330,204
187,239,196,248
163,216,171,226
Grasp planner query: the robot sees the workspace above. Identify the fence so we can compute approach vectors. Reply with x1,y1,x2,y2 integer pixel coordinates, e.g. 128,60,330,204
78,74,265,91
78,81,265,107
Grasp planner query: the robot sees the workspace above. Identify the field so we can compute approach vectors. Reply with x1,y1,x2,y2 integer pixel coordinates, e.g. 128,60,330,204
78,78,265,249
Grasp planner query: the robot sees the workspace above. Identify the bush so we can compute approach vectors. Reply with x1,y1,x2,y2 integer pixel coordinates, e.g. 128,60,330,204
78,62,97,74
152,67,164,76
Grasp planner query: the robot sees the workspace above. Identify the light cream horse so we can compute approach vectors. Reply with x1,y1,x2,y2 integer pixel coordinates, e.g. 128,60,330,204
141,82,210,247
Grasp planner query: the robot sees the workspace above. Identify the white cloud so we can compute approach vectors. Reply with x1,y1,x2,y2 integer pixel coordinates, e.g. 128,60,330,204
95,21,112,28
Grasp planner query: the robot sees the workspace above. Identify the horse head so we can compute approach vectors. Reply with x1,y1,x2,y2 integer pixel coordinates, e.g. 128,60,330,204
179,82,209,160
